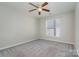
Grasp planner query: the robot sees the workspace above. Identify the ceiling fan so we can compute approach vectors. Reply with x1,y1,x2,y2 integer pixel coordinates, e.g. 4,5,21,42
29,2,50,15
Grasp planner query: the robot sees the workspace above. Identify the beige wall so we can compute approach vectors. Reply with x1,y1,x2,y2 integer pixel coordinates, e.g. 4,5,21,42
75,3,79,55
39,11,75,44
0,5,75,50
0,6,38,49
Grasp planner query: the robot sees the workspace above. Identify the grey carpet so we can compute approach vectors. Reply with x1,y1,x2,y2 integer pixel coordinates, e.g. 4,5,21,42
0,39,78,57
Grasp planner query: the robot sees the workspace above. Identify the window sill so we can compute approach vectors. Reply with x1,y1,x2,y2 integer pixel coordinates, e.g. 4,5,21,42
46,36,61,39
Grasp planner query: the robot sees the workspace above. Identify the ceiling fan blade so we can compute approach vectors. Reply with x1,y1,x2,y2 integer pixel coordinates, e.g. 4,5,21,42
29,9,37,12
42,2,48,7
29,3,39,8
38,12,41,15
42,9,50,12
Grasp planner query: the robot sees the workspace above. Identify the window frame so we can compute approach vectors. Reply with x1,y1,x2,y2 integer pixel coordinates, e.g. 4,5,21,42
46,18,60,37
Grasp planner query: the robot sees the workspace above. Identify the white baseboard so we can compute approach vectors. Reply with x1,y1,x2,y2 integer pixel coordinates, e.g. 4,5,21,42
0,37,74,51
0,38,37,51
40,37,74,44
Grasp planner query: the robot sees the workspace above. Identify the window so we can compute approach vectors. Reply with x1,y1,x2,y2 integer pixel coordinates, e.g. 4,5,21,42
46,18,60,37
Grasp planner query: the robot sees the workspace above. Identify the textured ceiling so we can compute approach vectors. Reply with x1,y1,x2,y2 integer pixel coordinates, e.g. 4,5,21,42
0,2,76,18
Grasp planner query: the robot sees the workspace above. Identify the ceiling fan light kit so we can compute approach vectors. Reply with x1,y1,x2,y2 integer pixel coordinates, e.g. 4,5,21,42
29,2,50,15
38,8,42,11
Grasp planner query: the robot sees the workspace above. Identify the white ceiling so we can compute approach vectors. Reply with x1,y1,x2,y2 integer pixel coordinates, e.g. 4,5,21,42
0,2,76,18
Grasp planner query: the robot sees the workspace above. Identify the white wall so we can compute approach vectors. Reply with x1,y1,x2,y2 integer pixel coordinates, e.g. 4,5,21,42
0,6,38,50
75,3,79,55
0,5,75,50
39,11,75,44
